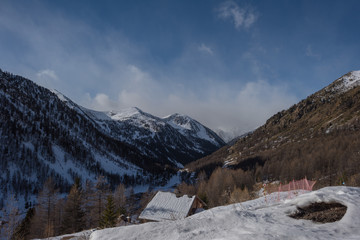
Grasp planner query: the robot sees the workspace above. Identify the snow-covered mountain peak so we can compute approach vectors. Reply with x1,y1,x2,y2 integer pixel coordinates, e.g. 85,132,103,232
163,114,224,146
163,113,194,131
105,107,168,134
76,105,225,163
165,113,188,118
327,70,360,93
78,106,224,148
108,107,146,121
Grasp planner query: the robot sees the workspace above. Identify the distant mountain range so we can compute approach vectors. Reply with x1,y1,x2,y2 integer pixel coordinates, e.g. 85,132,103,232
187,71,360,186
0,69,225,205
52,90,225,168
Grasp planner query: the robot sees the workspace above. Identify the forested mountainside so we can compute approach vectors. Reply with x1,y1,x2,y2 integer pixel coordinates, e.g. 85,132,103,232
187,71,360,187
0,69,224,207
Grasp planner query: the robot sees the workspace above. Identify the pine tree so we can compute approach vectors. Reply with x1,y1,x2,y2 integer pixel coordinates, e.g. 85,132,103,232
11,207,34,240
29,178,59,238
229,187,250,203
54,198,65,235
61,179,85,234
83,180,96,229
92,176,110,227
113,183,126,215
99,195,117,229
1,194,21,240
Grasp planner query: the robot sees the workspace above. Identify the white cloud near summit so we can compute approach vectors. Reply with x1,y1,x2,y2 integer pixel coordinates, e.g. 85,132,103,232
85,75,297,137
36,69,59,89
37,69,58,80
217,1,258,29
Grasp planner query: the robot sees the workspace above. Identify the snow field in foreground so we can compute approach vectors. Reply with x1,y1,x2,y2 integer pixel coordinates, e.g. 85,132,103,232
90,187,360,240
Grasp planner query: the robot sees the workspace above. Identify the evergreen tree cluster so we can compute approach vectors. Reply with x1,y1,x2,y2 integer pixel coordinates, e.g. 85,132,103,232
99,195,117,229
2,177,128,239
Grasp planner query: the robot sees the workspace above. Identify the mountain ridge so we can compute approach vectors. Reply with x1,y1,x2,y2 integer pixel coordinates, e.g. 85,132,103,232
78,104,225,167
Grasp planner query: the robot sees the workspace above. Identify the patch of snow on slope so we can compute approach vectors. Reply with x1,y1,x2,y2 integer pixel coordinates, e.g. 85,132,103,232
165,114,192,131
92,152,139,176
90,186,360,240
164,114,218,145
48,145,97,183
47,145,139,184
154,171,182,192
109,107,143,121
166,121,190,134
81,108,112,121
167,157,184,169
342,70,360,90
50,89,68,102
133,171,182,194
194,124,217,144
331,70,360,93
32,229,95,240
108,107,165,133
22,141,34,152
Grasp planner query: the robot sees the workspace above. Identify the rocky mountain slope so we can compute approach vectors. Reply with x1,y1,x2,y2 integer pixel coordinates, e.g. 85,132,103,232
187,71,360,186
79,106,224,168
0,69,224,206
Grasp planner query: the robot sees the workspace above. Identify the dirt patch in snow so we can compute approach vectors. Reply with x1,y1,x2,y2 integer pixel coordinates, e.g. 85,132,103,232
289,202,347,223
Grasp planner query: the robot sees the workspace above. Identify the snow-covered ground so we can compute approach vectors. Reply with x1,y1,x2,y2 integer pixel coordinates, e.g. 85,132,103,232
90,187,360,240
32,229,95,240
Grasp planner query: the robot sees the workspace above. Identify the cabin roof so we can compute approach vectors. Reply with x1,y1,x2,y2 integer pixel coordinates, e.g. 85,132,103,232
139,191,196,221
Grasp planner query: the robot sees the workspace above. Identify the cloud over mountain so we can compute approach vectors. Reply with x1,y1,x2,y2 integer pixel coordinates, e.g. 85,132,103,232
217,1,258,29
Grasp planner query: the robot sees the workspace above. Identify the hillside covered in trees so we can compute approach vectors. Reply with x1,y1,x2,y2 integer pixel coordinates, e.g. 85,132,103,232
181,71,360,208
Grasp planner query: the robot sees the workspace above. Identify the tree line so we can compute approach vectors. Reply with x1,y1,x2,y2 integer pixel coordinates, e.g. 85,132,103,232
1,176,129,240
176,168,254,208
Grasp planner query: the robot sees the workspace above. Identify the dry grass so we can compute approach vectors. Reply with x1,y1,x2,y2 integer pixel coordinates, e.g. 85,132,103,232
289,202,347,223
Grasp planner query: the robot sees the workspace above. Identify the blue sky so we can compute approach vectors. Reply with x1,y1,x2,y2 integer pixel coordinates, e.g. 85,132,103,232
1,0,360,136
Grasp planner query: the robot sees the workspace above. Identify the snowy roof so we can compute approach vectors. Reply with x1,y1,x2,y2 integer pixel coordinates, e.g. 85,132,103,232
139,191,196,221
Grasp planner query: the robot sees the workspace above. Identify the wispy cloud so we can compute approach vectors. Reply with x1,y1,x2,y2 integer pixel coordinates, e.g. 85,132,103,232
217,1,258,30
36,69,58,89
0,1,296,136
37,69,58,80
306,45,321,59
84,77,297,136
198,43,214,55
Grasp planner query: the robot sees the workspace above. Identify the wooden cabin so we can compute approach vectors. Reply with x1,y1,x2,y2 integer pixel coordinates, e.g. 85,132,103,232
139,191,206,222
